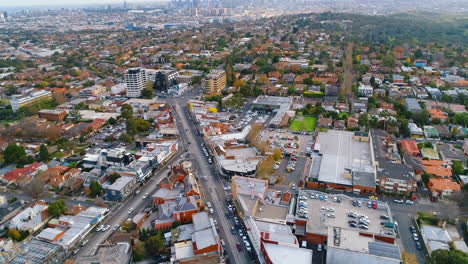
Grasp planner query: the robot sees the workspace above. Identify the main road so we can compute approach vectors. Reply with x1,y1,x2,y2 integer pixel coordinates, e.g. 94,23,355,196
172,97,252,264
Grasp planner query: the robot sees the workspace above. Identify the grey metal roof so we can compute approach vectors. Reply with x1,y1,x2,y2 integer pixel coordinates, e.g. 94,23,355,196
368,241,401,260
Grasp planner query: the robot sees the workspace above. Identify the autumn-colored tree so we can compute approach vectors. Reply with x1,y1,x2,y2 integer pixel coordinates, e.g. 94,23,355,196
256,156,275,180
233,79,245,88
272,148,282,161
401,251,417,264
8,229,21,241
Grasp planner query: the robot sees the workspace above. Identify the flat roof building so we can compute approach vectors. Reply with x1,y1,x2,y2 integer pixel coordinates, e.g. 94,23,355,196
9,238,67,264
10,90,52,112
204,69,226,94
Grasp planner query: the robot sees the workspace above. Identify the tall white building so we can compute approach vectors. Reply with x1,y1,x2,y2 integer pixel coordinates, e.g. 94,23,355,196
125,68,146,98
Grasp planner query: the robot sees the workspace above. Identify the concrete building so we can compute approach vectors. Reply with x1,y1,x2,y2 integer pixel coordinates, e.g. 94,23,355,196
103,176,136,202
153,69,179,92
79,85,107,98
252,95,293,127
125,68,147,98
371,129,416,195
75,242,132,264
358,84,374,97
10,90,52,112
9,203,48,232
204,69,226,94
294,190,399,263
38,109,67,122
9,238,67,264
308,130,376,194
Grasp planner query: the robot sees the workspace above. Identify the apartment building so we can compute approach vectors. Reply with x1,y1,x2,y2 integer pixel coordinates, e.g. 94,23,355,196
204,69,226,94
125,68,147,98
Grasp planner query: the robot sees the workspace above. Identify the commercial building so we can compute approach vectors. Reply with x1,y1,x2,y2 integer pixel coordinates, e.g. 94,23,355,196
309,130,376,194
9,238,67,264
153,69,179,92
10,90,52,112
294,190,399,263
252,95,293,127
371,129,416,195
75,243,132,264
125,68,147,98
38,109,67,122
9,203,48,232
103,176,136,202
79,85,107,98
204,69,226,94
172,211,221,263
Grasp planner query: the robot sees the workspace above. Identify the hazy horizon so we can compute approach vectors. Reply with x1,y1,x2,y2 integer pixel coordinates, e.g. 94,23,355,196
0,0,169,8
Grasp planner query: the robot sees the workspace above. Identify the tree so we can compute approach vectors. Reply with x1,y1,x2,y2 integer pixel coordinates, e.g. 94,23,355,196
48,199,67,218
430,249,468,264
108,117,117,125
120,104,133,120
89,180,103,197
108,173,121,184
119,133,133,143
452,161,465,176
358,113,369,129
133,241,146,261
401,251,418,264
422,172,433,184
145,234,165,256
38,144,50,162
8,228,21,241
142,81,154,99
272,149,282,161
3,144,27,165
256,156,275,179
24,177,46,200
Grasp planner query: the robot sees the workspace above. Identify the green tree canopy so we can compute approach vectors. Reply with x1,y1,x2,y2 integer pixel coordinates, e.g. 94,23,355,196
120,104,134,120
89,180,103,197
48,199,67,218
38,144,50,162
4,144,27,165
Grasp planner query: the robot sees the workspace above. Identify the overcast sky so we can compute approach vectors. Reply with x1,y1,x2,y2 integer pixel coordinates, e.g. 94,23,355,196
0,0,167,8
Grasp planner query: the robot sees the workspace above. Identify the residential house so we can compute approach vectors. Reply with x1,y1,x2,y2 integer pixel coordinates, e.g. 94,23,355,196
347,117,358,130
358,84,373,97
400,140,420,156
317,117,333,128
408,123,424,139
428,109,448,123
422,160,452,179
405,98,422,114
427,178,461,199
3,162,47,186
424,126,439,139
333,120,346,130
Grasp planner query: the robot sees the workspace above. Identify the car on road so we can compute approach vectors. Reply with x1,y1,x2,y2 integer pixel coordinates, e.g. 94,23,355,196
128,208,134,214
143,193,149,199
231,226,237,234
113,225,119,231
103,225,110,231
236,242,242,252
81,239,89,247
209,208,214,214
72,248,80,255
318,244,322,252
207,202,212,208
96,225,104,232
410,226,417,233
416,241,422,250
394,199,404,204
405,200,414,204
413,233,419,241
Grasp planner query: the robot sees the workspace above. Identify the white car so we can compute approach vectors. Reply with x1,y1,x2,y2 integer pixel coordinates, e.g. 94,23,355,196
143,193,149,199
394,199,404,204
128,208,134,214
209,208,214,214
207,202,212,208
405,200,414,204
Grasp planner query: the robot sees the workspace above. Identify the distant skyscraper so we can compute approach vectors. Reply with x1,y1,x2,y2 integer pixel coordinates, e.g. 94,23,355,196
125,68,146,98
123,0,128,9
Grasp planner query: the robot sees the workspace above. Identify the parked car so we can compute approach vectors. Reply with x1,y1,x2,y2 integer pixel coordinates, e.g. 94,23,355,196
318,244,322,252
405,200,414,205
416,241,422,250
410,226,417,233
394,199,404,204
413,233,419,241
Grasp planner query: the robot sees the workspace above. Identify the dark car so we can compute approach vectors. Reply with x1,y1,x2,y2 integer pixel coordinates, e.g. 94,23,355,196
231,226,237,234
236,242,243,252
380,215,390,220
349,222,358,228
410,226,417,233
359,224,369,230
348,220,357,225
416,242,422,250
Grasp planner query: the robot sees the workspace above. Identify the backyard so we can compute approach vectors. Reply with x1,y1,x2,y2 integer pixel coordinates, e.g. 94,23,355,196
289,116,317,132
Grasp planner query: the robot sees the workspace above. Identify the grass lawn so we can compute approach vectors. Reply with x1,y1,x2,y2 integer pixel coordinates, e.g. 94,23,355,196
289,116,317,132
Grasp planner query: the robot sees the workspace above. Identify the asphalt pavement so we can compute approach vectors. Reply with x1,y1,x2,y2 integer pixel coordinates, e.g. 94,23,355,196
173,98,253,264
